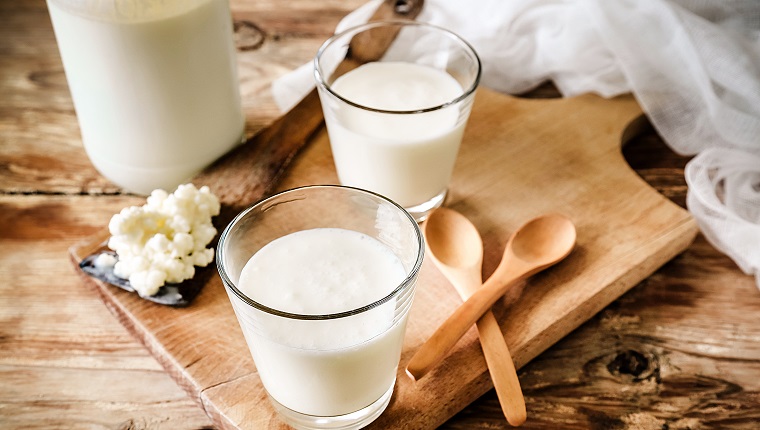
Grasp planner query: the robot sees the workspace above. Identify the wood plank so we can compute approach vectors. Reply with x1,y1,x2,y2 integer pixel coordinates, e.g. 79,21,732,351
3,1,760,429
4,191,759,429
0,195,214,429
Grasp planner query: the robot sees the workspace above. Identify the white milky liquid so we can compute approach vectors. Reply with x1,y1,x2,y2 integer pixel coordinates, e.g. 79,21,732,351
47,0,244,194
324,62,466,208
237,228,409,416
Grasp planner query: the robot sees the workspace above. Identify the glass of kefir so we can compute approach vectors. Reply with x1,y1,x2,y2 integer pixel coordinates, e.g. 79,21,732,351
47,0,244,195
314,21,481,221
217,185,423,429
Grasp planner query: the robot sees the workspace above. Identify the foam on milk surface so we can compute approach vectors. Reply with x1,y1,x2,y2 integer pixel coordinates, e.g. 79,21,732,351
240,228,404,315
333,62,461,110
235,228,411,415
330,61,463,140
238,228,407,350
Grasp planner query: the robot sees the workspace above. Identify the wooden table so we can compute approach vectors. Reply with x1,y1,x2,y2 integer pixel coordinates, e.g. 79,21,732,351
2,1,759,428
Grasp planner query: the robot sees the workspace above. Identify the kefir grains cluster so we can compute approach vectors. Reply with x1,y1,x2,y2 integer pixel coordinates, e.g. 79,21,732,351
97,184,220,296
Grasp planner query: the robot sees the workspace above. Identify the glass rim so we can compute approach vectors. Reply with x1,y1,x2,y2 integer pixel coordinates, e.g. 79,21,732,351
216,185,425,321
313,20,482,115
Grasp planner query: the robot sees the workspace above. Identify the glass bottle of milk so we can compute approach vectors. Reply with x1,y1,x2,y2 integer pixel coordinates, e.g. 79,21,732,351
47,0,245,195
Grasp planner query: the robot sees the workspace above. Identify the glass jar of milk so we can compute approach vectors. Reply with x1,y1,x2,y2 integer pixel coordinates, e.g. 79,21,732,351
217,185,423,430
315,21,481,221
47,0,244,195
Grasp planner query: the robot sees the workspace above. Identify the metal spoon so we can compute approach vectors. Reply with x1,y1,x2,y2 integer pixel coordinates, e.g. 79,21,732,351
423,208,527,426
407,213,577,383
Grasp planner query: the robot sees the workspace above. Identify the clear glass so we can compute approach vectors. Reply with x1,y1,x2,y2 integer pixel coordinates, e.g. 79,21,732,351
314,21,481,221
217,185,424,430
46,0,244,195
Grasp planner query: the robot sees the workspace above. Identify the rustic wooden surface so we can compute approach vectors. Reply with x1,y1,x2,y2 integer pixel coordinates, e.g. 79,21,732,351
1,1,759,429
68,85,698,429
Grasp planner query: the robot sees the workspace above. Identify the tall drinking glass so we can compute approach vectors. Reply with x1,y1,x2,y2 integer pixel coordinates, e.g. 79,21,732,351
217,185,424,429
314,21,481,221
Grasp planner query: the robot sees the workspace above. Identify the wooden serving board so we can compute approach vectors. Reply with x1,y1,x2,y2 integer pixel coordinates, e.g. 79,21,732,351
70,88,698,429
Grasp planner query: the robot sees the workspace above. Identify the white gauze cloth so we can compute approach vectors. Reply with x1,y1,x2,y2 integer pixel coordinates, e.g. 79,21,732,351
272,0,760,290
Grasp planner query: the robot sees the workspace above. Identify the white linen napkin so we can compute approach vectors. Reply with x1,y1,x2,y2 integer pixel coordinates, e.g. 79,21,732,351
272,0,760,290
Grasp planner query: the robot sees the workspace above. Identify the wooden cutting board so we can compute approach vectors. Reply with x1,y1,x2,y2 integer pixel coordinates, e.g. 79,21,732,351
70,87,698,429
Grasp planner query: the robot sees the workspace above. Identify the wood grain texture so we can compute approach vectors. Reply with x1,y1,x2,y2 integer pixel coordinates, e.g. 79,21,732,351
2,1,760,430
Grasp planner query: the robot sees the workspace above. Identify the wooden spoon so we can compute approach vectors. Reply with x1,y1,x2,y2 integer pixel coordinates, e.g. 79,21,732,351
407,213,576,381
423,208,527,426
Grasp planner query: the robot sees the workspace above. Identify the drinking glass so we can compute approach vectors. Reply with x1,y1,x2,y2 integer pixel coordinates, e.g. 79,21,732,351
217,185,423,429
314,21,481,221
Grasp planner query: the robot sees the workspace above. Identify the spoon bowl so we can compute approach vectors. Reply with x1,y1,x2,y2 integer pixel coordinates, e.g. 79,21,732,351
509,214,577,265
425,208,483,270
407,213,576,382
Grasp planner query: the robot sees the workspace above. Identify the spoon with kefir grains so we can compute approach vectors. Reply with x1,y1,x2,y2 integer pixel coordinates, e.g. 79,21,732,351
78,183,220,306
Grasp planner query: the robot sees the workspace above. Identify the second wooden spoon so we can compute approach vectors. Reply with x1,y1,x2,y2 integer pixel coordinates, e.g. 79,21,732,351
423,208,527,426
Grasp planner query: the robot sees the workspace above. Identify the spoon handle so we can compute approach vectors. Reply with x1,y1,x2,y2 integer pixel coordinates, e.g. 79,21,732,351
476,312,527,426
406,263,529,381
443,269,526,426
